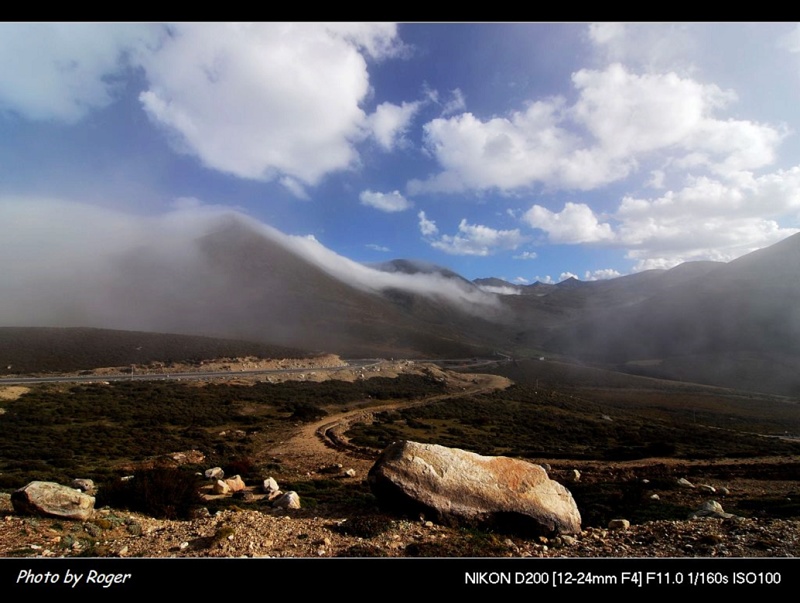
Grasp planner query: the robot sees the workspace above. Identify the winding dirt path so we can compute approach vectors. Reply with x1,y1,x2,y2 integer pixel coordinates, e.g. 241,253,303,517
266,366,512,476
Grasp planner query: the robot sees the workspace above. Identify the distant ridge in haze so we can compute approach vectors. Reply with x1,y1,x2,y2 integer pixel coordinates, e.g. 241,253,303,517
3,212,800,394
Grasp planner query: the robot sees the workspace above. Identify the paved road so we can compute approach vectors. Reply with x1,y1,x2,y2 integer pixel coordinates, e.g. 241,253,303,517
0,357,508,386
0,359,382,385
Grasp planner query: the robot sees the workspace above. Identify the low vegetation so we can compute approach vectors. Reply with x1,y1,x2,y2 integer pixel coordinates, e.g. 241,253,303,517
0,374,445,490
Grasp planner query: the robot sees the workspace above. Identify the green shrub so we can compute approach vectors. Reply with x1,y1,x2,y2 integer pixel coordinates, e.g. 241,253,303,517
97,468,202,519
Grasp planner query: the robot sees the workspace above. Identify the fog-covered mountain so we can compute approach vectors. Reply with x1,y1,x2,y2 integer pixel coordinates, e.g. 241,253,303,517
2,207,800,394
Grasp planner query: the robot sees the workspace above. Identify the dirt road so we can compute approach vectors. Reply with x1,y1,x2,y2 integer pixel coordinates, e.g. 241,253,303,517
266,366,512,476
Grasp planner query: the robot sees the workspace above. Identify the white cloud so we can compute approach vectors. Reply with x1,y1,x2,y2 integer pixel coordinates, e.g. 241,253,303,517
779,24,800,54
535,275,555,284
442,88,466,116
418,211,439,236
138,23,401,185
513,251,538,260
427,219,526,256
411,64,783,195
513,276,530,284
280,177,310,200
360,189,413,213
584,268,622,281
616,169,800,261
587,23,695,73
409,99,585,193
0,23,162,122
477,285,521,296
367,101,421,150
523,202,615,244
559,272,579,281
366,243,390,252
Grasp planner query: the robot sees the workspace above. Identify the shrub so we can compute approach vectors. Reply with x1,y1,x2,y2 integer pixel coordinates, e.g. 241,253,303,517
98,468,202,519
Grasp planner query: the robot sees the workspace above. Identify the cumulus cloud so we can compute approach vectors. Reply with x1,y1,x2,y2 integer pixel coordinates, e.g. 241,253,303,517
513,251,538,260
367,100,421,150
360,190,413,213
425,219,526,256
418,211,439,236
366,243,390,252
560,272,579,281
410,63,784,195
587,23,695,73
0,23,162,122
523,202,615,244
138,23,401,185
534,275,555,284
584,268,622,281
616,170,800,265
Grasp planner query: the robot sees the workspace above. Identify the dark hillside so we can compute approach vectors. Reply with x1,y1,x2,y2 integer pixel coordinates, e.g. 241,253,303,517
0,327,310,374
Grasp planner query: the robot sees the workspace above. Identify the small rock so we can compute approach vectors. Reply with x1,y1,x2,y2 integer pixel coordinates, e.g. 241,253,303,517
273,491,301,509
699,484,716,494
690,500,735,519
650,494,660,500
344,469,357,478
224,475,246,492
262,477,279,494
205,467,224,480
71,479,95,493
608,519,630,530
213,480,230,495
677,478,694,488
569,469,581,482
718,487,731,496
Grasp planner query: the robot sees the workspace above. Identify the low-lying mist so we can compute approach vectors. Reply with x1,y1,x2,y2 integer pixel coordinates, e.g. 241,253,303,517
0,197,503,351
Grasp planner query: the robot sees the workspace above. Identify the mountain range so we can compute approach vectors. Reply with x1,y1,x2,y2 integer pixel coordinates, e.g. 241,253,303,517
2,213,799,395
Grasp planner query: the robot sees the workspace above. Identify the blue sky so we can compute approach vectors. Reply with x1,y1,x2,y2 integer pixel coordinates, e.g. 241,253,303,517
2,22,800,288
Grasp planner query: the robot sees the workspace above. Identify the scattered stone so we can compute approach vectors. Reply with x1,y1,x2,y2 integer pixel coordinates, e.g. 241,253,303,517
213,480,230,495
205,467,224,480
540,463,551,471
677,478,695,489
168,450,205,465
71,479,95,493
690,500,735,519
568,469,581,482
319,463,343,475
699,484,716,494
608,519,630,530
368,440,581,536
718,487,731,496
11,481,95,521
650,494,660,500
273,491,301,509
344,469,357,478
262,477,279,495
224,475,246,493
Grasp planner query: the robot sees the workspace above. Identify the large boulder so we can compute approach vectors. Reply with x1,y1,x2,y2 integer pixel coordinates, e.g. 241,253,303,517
368,441,581,536
11,481,95,521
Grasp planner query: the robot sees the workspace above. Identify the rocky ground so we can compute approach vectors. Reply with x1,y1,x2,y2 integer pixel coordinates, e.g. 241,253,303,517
1,478,798,559
1,361,799,559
